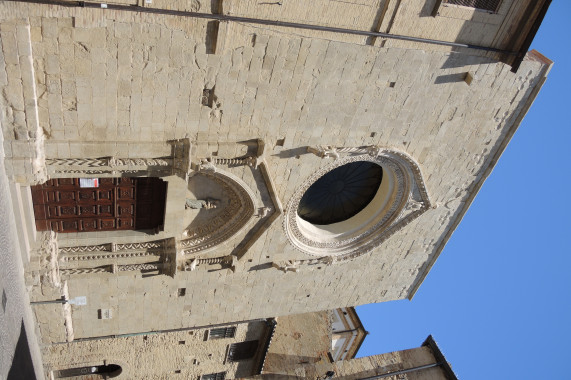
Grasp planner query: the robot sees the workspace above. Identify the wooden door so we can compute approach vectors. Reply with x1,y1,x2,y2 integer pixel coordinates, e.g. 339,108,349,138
31,177,166,233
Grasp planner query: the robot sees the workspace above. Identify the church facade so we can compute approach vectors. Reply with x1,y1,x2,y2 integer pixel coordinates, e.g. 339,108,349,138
0,0,551,364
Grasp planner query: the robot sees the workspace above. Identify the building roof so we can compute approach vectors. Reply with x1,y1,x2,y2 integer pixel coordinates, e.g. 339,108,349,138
422,335,459,380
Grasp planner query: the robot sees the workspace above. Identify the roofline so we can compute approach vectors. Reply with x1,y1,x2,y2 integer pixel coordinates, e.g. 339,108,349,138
510,0,552,72
347,307,366,333
256,318,277,374
351,329,369,359
407,50,553,300
422,335,458,380
346,307,368,359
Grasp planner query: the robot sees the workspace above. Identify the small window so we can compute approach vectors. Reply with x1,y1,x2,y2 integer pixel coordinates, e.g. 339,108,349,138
445,0,501,12
208,327,236,340
227,340,259,362
201,372,225,380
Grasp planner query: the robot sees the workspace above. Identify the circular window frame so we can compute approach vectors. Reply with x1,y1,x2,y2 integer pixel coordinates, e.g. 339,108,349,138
284,154,411,258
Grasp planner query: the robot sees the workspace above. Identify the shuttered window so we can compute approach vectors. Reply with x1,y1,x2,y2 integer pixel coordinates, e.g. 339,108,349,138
201,372,225,380
208,327,236,340
446,0,501,12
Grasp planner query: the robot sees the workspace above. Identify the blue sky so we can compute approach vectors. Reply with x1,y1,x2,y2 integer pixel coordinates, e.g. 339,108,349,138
355,2,571,379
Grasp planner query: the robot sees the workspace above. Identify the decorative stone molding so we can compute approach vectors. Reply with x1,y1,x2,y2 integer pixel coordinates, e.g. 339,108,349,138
183,255,238,271
29,231,62,287
59,240,166,254
60,251,159,263
198,158,218,172
60,262,166,276
180,169,256,255
46,139,192,179
60,267,110,276
46,151,179,178
47,157,172,168
307,145,384,160
284,147,432,261
256,206,272,218
307,145,340,160
197,155,262,173
185,198,219,210
272,256,333,273
182,141,282,263
58,238,177,277
116,263,164,272
108,157,171,167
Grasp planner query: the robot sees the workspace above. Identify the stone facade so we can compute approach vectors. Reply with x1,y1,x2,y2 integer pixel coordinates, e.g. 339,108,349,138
259,310,455,379
330,307,367,361
42,319,275,379
0,0,552,369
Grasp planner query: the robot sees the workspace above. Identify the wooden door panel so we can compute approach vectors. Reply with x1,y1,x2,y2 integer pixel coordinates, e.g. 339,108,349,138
33,204,47,220
97,189,114,201
117,177,135,185
80,219,98,232
57,191,77,203
78,205,98,217
58,205,79,217
32,177,166,232
98,204,114,217
78,190,96,202
117,218,135,230
100,219,116,230
116,203,135,217
61,220,79,232
55,178,75,186
42,205,79,219
116,187,135,200
99,178,115,186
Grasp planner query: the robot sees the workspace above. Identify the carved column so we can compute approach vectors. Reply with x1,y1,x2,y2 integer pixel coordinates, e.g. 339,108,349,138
197,155,261,173
58,238,177,277
183,255,238,272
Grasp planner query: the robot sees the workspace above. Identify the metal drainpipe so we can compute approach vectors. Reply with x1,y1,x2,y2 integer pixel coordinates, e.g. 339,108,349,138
358,362,442,379
11,0,516,55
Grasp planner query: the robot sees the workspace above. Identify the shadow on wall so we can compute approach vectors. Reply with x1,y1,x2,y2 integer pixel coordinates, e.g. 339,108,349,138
7,321,37,380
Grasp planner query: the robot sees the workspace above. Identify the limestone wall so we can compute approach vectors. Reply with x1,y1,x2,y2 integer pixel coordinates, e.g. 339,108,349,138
43,320,270,379
263,311,332,378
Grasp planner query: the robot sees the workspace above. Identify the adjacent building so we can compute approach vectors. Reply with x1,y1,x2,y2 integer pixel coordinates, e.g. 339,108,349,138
44,318,276,379
43,307,456,380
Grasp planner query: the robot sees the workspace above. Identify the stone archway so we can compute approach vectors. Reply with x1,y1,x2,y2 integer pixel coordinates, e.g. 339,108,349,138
179,169,256,256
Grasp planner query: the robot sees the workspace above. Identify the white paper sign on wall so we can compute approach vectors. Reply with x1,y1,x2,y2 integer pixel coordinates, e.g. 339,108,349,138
79,178,99,188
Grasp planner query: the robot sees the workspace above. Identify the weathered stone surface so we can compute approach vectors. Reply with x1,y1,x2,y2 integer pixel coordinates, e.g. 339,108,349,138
0,0,551,352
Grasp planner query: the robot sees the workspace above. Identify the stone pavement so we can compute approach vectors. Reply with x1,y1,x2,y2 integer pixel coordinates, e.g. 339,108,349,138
0,133,44,380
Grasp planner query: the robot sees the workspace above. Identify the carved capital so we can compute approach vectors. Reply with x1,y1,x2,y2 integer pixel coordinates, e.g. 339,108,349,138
256,206,272,218
198,158,217,172
307,145,340,160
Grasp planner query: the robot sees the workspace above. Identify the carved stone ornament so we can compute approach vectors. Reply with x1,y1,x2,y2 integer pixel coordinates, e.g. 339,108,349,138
284,148,432,261
307,146,340,160
272,256,333,273
46,155,174,179
34,231,61,286
180,169,256,255
185,198,219,210
183,255,237,271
